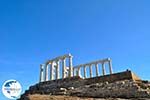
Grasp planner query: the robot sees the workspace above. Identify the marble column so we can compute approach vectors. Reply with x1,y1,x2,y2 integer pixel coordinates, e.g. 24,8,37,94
50,62,53,80
84,66,86,78
62,58,66,78
102,63,106,75
108,60,113,74
69,56,73,77
73,67,75,76
77,67,81,77
95,63,99,77
76,69,78,76
89,65,92,78
39,64,44,82
45,64,49,81
56,60,60,79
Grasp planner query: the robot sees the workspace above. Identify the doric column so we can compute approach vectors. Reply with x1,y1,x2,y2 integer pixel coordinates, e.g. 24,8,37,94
95,63,99,77
69,56,73,77
50,62,53,80
39,64,44,82
77,67,81,77
102,63,106,75
45,64,49,81
62,58,66,78
108,60,113,74
89,65,92,78
84,66,86,78
73,67,75,76
56,60,60,79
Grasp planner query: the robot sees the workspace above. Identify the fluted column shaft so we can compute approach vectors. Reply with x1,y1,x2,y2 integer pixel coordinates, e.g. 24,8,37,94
62,58,66,78
84,66,86,78
50,62,54,80
89,65,92,78
69,56,73,77
102,63,106,75
108,60,113,74
56,60,60,79
39,64,44,82
45,64,49,81
95,63,99,76
77,67,80,77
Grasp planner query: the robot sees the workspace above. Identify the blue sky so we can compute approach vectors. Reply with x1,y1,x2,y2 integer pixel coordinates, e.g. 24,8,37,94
0,0,150,99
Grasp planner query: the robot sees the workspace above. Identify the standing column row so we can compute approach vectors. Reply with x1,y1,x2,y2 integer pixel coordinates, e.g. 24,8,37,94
72,59,113,79
39,57,113,82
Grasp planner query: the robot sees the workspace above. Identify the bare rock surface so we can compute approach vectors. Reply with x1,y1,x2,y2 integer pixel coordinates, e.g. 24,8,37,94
21,94,150,100
18,72,150,100
19,80,150,100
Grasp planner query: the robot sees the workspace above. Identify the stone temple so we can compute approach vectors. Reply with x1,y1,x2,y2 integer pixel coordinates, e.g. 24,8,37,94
18,54,150,100
39,53,113,82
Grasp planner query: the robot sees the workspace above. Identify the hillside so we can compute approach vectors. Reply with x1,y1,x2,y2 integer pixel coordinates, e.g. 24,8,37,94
18,71,150,100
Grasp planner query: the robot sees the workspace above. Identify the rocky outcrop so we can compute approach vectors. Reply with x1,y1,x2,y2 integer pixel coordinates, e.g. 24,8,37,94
20,95,150,100
18,71,150,100
69,80,150,98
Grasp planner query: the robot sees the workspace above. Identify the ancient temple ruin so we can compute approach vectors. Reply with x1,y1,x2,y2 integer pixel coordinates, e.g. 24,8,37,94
20,54,150,100
39,53,113,82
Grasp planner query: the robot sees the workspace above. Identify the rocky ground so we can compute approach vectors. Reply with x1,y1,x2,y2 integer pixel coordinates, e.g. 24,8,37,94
68,80,150,98
22,94,150,100
19,80,150,100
